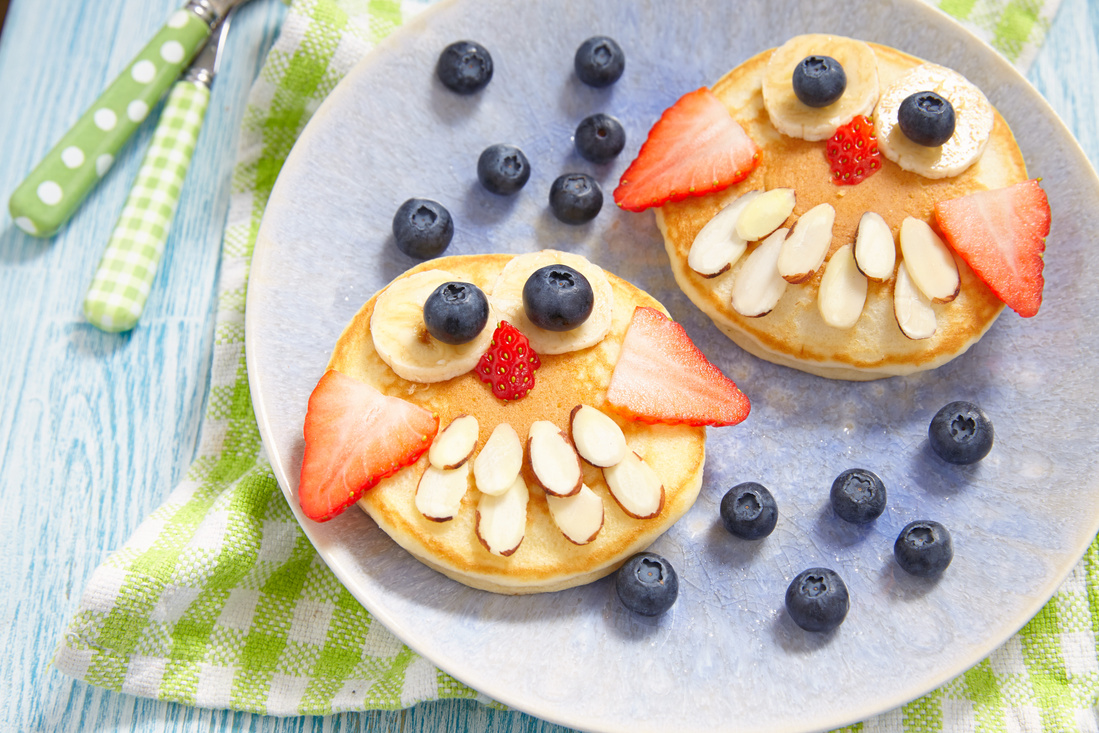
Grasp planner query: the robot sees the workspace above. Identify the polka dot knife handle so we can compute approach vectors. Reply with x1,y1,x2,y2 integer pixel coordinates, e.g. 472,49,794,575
83,79,211,333
8,9,212,238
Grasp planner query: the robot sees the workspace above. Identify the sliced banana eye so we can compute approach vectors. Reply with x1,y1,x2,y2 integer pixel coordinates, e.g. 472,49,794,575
762,34,880,141
491,250,612,354
874,63,993,179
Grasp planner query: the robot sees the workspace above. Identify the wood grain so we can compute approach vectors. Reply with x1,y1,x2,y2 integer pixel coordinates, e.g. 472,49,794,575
0,0,1094,731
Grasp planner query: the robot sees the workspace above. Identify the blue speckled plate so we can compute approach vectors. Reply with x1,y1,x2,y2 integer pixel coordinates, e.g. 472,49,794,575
246,0,1099,730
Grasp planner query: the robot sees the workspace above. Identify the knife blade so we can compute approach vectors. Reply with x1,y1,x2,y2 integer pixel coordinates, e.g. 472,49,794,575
8,0,251,239
83,12,233,333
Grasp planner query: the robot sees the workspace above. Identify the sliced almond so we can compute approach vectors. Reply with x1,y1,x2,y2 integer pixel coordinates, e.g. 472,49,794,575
893,261,937,340
473,423,523,497
475,474,529,556
546,484,605,545
854,211,896,281
817,244,868,329
569,404,627,467
898,217,959,303
777,202,835,283
731,228,789,317
428,414,479,470
687,190,762,277
735,187,796,242
415,462,471,522
527,420,582,497
603,451,665,520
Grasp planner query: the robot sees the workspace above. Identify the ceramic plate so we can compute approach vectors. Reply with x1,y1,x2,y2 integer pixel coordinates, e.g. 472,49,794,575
246,0,1099,730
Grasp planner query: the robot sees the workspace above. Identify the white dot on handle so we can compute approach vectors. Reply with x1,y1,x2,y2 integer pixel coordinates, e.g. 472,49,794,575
168,10,190,28
61,146,85,169
94,108,117,131
14,217,38,235
127,100,149,122
131,60,156,84
160,40,185,64
96,154,114,177
37,181,63,206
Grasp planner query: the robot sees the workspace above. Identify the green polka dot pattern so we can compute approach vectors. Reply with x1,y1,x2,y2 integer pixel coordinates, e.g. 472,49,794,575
8,10,210,238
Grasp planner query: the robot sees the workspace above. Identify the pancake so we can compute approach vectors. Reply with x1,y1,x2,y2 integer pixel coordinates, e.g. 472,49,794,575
326,253,707,594
657,41,1028,380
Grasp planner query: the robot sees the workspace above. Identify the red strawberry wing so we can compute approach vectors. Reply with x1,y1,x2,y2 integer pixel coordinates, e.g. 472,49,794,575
613,88,761,212
606,306,750,427
934,179,1050,318
299,370,438,522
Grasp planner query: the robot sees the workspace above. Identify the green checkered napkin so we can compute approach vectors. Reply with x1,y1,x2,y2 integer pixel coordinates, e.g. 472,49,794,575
55,0,1092,728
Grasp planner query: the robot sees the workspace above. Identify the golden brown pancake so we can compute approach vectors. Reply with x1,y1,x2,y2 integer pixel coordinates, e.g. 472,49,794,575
658,42,1028,380
327,253,707,594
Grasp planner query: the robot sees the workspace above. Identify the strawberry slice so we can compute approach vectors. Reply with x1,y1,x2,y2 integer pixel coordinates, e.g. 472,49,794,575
933,179,1050,318
606,306,750,427
299,369,439,522
826,115,881,185
475,321,541,401
613,87,761,212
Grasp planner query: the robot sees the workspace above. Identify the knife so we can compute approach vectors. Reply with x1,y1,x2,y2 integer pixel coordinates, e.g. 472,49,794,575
83,13,233,333
8,0,250,239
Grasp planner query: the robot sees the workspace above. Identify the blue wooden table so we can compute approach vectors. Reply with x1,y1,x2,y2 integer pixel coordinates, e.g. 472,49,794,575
1,1,1097,731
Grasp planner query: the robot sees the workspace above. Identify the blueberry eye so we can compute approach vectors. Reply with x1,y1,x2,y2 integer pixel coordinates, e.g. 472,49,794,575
422,281,489,345
792,55,847,108
522,264,595,331
898,91,956,146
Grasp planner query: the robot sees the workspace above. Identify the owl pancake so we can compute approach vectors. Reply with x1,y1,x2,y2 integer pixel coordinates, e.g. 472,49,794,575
619,35,1048,381
299,251,750,594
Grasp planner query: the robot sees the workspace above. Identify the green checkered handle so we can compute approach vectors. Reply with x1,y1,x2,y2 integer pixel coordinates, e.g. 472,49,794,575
7,5,213,239
84,79,211,333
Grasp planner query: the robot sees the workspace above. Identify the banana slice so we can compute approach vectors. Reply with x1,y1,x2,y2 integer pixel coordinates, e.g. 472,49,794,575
874,63,994,179
762,34,880,142
371,269,496,383
491,250,613,355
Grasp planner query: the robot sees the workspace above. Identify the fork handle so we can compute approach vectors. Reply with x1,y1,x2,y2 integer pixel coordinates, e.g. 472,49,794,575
8,7,211,238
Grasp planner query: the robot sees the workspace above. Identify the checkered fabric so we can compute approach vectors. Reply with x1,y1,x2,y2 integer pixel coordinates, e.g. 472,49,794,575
56,0,1097,729
83,80,211,333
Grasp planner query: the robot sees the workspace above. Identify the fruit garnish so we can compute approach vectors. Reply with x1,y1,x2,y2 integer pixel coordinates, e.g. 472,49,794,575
792,55,847,108
574,36,625,88
575,113,626,164
605,306,751,426
299,370,439,522
894,520,954,577
475,321,541,401
927,400,994,464
825,115,881,185
549,173,603,224
874,63,993,179
898,91,955,147
720,482,778,540
785,568,849,632
613,87,760,212
616,552,679,616
478,144,530,195
933,179,1050,318
436,40,493,95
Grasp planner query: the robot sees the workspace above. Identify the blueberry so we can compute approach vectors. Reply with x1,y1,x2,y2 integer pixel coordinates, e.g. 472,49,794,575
829,468,886,524
894,520,954,577
422,282,489,345
791,55,847,108
436,40,493,94
549,173,603,224
785,567,849,632
522,264,594,331
392,198,454,259
574,36,625,88
898,91,956,146
574,113,626,164
720,482,778,540
928,400,994,464
477,144,530,196
615,552,678,615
